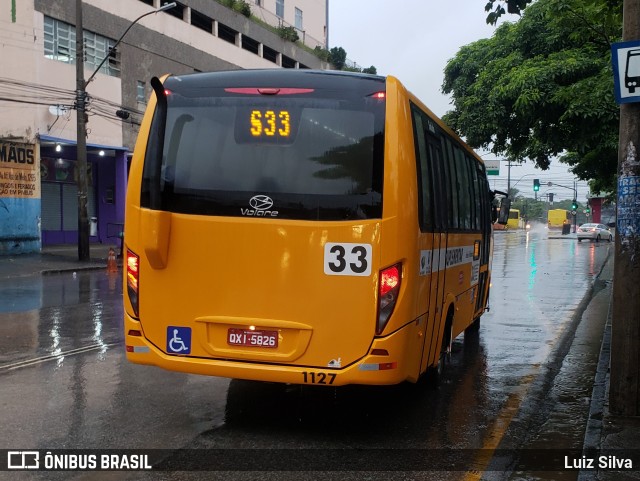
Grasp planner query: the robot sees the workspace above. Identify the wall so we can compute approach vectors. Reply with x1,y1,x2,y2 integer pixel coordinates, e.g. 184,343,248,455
0,142,41,254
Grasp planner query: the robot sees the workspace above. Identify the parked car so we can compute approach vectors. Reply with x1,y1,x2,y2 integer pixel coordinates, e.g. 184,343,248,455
577,223,613,242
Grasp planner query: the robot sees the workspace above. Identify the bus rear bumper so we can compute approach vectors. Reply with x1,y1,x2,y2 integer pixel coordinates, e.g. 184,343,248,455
124,313,421,386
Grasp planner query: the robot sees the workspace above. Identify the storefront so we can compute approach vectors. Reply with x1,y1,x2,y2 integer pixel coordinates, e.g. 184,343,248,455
38,135,129,248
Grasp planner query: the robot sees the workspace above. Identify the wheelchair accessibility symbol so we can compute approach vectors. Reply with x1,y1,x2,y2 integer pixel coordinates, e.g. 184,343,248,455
167,326,191,354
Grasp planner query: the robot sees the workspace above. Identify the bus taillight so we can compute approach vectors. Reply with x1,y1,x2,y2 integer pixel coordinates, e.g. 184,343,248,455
376,263,402,335
126,249,140,317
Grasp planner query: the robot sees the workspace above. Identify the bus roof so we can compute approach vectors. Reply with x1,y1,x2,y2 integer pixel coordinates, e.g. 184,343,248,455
164,69,386,90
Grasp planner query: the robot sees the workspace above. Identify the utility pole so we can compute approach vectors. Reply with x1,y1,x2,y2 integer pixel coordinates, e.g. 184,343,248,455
74,1,176,261
573,181,577,233
75,0,90,261
611,0,640,416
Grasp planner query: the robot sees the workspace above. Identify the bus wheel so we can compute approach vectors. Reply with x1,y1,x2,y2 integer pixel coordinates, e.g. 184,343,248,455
465,317,480,335
425,311,453,385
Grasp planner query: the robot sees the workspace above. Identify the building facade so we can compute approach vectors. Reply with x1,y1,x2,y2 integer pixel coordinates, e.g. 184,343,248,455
0,0,329,254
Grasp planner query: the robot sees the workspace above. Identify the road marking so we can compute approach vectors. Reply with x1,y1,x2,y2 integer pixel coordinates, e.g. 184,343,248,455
461,373,537,481
0,342,118,372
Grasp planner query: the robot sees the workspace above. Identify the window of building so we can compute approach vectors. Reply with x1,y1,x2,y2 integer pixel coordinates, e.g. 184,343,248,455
44,16,119,77
191,10,213,33
282,54,296,68
295,7,303,31
276,0,284,18
241,35,260,55
262,45,278,63
217,23,238,44
44,16,75,63
164,1,185,20
137,81,146,103
84,30,119,77
255,0,261,5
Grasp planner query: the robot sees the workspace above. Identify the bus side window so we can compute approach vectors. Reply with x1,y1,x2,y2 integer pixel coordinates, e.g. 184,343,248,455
467,155,479,231
444,138,460,230
410,105,433,232
426,138,447,232
454,146,472,230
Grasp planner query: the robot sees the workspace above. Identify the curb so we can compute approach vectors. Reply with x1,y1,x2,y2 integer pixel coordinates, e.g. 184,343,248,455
578,258,614,481
41,265,110,275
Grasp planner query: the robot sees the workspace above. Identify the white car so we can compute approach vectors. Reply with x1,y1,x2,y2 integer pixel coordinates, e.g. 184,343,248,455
577,223,613,242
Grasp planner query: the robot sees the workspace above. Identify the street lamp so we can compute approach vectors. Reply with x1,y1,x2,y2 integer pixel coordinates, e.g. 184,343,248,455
75,1,176,261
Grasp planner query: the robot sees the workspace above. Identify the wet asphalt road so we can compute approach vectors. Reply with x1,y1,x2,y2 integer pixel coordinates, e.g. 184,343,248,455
0,227,612,480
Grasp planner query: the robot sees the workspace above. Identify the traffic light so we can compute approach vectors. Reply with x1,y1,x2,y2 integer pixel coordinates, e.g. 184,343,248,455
533,179,540,191
571,199,578,210
585,205,591,215
548,193,554,202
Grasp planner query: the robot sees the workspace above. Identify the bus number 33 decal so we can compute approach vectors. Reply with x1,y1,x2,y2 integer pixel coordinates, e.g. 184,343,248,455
323,243,372,276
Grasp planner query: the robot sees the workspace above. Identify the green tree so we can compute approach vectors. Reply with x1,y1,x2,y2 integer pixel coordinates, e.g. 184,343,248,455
444,0,622,194
329,47,347,70
511,196,545,221
485,0,533,24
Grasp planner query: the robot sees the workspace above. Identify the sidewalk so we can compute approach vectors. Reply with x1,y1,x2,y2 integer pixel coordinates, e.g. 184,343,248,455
0,243,120,278
580,253,640,481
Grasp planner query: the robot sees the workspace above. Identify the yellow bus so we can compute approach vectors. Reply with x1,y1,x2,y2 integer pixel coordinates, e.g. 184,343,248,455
507,208,520,230
123,70,500,386
548,209,571,229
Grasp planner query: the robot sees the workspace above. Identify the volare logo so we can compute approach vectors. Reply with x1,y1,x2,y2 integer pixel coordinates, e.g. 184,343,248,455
249,195,273,210
241,195,278,217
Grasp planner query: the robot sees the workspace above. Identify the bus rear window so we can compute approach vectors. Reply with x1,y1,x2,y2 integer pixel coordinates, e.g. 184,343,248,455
141,72,385,221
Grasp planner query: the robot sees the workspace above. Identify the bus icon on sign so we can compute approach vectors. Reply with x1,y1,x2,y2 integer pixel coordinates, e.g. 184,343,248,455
611,41,640,104
625,49,640,93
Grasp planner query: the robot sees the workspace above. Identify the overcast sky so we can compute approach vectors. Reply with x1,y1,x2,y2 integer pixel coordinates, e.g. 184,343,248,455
328,1,592,201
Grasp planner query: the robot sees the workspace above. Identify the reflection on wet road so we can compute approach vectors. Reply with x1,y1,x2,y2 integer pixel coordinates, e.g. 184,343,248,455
0,231,612,480
0,271,122,369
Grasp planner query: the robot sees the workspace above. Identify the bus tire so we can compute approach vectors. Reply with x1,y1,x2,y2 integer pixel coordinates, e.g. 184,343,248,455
465,316,480,335
425,309,453,385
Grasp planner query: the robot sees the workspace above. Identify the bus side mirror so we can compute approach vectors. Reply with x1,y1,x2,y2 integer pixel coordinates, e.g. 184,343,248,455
497,198,511,225
491,190,510,224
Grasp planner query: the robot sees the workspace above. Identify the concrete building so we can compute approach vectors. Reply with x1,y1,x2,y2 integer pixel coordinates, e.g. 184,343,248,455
0,0,329,254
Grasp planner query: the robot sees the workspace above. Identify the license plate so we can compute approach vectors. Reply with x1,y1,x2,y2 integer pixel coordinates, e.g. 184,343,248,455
227,328,278,348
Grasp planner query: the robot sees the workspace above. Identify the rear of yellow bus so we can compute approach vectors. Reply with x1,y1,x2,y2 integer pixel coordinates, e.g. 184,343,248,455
506,209,520,230
123,70,422,386
548,209,568,229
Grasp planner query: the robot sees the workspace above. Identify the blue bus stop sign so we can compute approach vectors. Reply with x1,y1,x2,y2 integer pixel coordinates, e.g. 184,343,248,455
612,40,640,104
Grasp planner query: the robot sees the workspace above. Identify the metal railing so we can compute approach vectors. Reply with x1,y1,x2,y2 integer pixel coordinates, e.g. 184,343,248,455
249,3,326,50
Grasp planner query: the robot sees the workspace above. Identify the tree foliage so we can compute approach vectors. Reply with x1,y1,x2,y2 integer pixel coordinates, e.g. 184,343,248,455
444,0,622,194
485,0,533,25
329,47,347,70
276,25,299,42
